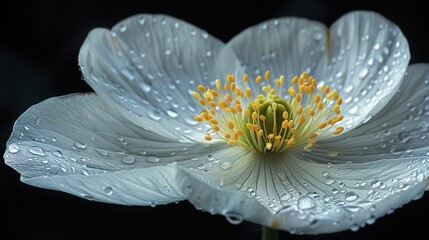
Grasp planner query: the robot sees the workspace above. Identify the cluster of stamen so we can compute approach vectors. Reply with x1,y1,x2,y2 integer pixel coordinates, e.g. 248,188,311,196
193,71,344,153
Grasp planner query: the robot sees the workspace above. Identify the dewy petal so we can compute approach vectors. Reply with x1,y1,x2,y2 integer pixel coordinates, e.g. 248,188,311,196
310,64,429,163
4,93,220,205
227,11,410,131
176,149,429,234
78,14,242,139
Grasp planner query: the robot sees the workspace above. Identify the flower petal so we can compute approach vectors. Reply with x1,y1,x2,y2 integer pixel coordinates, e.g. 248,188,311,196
227,11,410,131
78,14,241,139
176,149,428,234
4,93,219,205
326,11,410,130
310,64,429,163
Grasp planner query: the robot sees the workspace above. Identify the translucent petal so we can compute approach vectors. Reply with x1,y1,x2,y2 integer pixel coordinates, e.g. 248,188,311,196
78,14,241,139
227,11,409,131
311,64,429,163
4,94,218,205
176,150,429,234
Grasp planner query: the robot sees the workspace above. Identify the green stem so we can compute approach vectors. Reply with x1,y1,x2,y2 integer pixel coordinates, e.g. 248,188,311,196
262,226,279,240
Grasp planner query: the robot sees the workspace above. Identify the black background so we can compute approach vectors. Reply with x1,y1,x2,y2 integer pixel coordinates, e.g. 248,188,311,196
1,0,428,239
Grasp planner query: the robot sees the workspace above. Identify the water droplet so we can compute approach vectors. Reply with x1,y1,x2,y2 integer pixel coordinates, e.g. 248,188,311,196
220,161,232,170
348,106,358,114
225,212,243,225
297,196,316,210
28,146,45,156
119,23,127,32
8,143,19,153
122,155,135,164
344,85,353,93
280,192,291,202
138,16,146,25
164,49,172,56
166,109,178,118
148,110,161,121
52,150,63,158
370,180,382,188
345,192,358,202
358,68,369,78
350,225,360,232
173,22,180,28
138,80,152,92
147,156,160,163
366,216,376,225
325,176,335,185
81,169,89,176
104,186,113,195
74,141,87,150
206,50,212,57
327,149,340,157
96,148,108,156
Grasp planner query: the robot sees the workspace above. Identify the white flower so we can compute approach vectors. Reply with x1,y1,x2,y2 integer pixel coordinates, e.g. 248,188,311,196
4,11,429,234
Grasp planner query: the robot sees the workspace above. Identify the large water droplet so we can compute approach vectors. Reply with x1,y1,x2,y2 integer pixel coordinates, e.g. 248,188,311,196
148,110,161,121
104,186,113,195
96,148,108,156
225,212,243,225
147,156,160,163
122,155,135,164
52,150,63,158
325,176,335,185
166,109,178,118
8,143,19,153
297,196,316,210
345,192,358,202
74,141,87,150
348,106,358,114
28,146,46,156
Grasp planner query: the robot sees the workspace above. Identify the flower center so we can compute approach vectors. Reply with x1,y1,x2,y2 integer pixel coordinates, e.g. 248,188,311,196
193,71,344,153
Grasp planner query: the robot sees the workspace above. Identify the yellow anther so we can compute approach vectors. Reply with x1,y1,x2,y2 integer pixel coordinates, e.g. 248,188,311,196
279,75,285,84
210,119,218,125
227,74,235,83
227,120,235,129
282,111,289,119
225,93,232,102
324,86,331,94
192,92,201,99
333,104,341,114
262,86,269,92
220,100,228,108
291,76,298,84
210,109,216,115
265,70,271,80
299,115,305,124
236,104,243,112
287,138,295,146
209,101,217,107
227,140,237,145
276,79,281,87
314,94,321,103
266,142,273,150
309,132,318,139
318,122,327,129
291,128,297,135
253,124,259,131
336,115,344,122
230,106,237,114
252,112,258,121
269,88,276,94
199,98,206,106
300,72,308,80
255,75,262,83
195,116,203,122
245,109,251,117
297,105,303,115
267,134,275,140
287,120,294,128
246,88,252,98
224,83,230,91
198,85,206,92
259,115,266,121
333,126,344,135
336,97,343,105
215,79,221,90
257,129,264,137
231,83,236,91
309,108,315,116
213,125,220,131
246,123,253,130
211,90,219,98
204,135,212,141
296,94,302,102
272,102,277,111
224,133,231,139
317,102,323,110
242,74,249,82
282,120,288,128
288,87,296,96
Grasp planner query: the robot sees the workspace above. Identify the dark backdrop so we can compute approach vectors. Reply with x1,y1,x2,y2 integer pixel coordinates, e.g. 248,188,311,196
1,0,428,239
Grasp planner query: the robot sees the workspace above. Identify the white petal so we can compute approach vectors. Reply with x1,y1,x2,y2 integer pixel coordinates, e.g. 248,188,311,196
176,148,429,234
78,14,241,139
227,11,410,131
227,16,328,84
326,11,410,131
4,93,219,205
311,64,429,163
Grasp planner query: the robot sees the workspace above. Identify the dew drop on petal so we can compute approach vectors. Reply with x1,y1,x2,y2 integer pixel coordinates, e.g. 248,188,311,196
122,155,135,165
297,196,316,210
345,192,358,202
28,146,45,156
147,156,160,163
52,150,63,158
104,186,113,195
225,212,243,225
8,143,19,153
74,141,87,150
166,109,178,118
96,148,109,156
148,110,161,121
280,192,291,202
